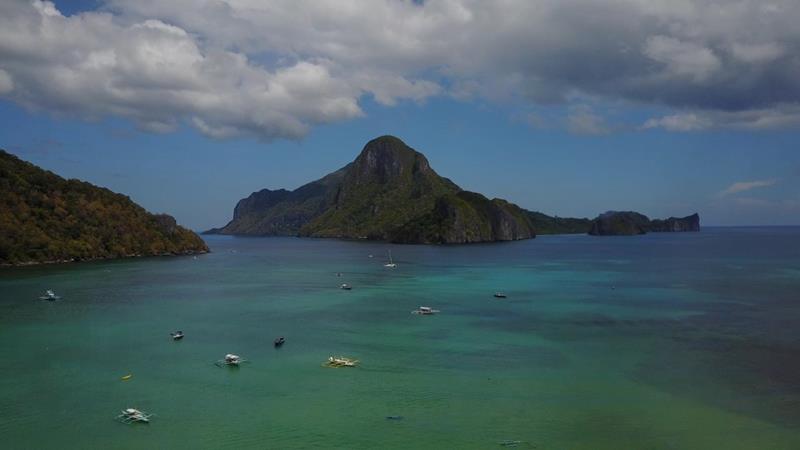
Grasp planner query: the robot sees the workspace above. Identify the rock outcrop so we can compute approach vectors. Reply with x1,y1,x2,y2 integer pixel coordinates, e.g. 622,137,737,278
589,211,700,236
649,213,700,232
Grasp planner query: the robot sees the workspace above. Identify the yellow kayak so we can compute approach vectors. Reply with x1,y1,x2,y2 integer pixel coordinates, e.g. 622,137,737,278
121,374,132,381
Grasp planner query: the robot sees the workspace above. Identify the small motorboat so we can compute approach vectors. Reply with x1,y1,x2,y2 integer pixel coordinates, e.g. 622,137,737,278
121,374,132,381
324,356,358,368
170,330,184,340
38,290,60,301
274,336,285,347
494,292,507,298
216,353,245,367
340,283,352,290
411,306,440,315
117,408,152,424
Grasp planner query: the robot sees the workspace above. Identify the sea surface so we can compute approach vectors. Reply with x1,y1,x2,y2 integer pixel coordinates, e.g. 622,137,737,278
1,227,800,449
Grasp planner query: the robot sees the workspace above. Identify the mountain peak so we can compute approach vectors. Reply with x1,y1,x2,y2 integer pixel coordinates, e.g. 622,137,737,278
350,135,432,185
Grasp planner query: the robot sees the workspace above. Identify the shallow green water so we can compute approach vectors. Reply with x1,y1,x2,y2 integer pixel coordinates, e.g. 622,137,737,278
1,228,800,449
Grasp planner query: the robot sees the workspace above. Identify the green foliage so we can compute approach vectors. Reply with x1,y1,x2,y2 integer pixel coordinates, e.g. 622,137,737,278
0,150,208,265
300,136,460,239
526,211,592,234
210,135,592,243
391,191,536,244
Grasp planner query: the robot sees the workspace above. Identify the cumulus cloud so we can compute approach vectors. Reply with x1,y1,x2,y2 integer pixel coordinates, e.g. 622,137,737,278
0,69,13,94
643,113,712,131
643,36,721,82
719,179,778,197
731,42,785,64
2,0,800,139
644,105,800,132
566,105,610,136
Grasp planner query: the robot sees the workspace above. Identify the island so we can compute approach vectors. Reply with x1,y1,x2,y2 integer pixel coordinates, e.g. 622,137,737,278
207,136,700,244
208,136,547,244
588,211,700,236
0,149,208,265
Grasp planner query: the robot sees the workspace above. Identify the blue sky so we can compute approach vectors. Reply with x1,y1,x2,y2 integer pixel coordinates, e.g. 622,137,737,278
2,1,799,230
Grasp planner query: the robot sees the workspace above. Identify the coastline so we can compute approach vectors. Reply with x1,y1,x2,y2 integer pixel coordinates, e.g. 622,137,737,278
0,248,210,268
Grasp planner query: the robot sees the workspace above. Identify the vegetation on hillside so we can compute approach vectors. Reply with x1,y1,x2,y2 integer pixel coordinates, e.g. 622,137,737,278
0,150,208,265
526,211,591,234
209,135,594,243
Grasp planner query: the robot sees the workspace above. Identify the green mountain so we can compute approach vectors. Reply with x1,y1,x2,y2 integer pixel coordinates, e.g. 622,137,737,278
209,135,560,243
0,150,208,265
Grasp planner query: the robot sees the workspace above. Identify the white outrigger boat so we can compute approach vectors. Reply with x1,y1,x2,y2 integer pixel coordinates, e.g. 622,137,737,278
384,250,397,268
216,353,246,367
116,408,152,424
324,356,358,368
38,289,60,301
411,306,440,315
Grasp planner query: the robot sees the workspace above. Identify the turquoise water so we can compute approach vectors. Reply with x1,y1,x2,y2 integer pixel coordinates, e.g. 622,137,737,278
1,227,800,449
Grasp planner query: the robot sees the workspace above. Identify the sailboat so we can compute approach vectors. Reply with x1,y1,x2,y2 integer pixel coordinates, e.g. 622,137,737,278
383,250,397,268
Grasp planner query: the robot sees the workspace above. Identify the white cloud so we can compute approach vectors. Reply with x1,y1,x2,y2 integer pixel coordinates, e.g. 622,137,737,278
566,105,610,136
643,113,712,131
0,69,13,94
1,0,800,139
731,42,785,64
644,104,800,132
643,36,721,82
719,179,778,197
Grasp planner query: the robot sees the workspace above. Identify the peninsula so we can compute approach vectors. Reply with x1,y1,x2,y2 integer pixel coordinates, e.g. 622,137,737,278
0,150,208,265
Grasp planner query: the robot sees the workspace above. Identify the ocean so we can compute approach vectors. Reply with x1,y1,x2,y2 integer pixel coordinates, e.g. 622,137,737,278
1,227,799,449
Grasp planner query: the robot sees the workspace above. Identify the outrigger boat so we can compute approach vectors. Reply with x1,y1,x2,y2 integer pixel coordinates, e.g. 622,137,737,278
216,353,246,367
324,356,358,368
274,336,285,347
411,306,440,315
340,283,352,290
38,290,60,301
170,330,184,340
494,292,507,298
116,408,152,424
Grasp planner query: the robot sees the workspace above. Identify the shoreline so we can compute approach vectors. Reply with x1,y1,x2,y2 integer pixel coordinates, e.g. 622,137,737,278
0,249,210,268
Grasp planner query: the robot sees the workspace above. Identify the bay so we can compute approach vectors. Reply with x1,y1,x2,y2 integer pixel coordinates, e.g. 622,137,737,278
1,227,799,449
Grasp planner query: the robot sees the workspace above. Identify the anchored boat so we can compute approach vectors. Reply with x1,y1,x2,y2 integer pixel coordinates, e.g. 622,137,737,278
411,306,440,315
117,408,152,424
216,353,246,367
38,290,60,301
324,356,358,367
274,336,285,347
170,330,184,340
494,292,507,298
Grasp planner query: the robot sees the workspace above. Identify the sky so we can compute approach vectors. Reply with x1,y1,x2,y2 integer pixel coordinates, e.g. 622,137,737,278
1,0,799,230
